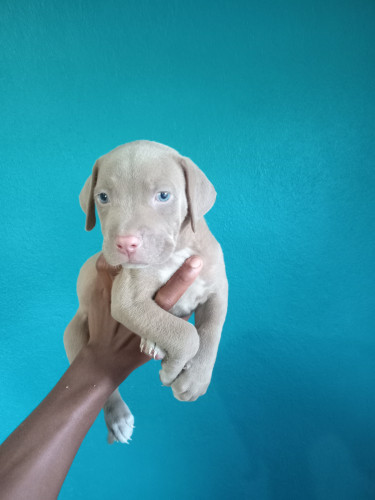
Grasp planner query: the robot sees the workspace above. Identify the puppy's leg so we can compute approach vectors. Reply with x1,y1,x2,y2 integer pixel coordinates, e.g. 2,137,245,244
111,269,200,386
172,290,228,402
103,389,135,444
112,299,199,387
64,309,135,444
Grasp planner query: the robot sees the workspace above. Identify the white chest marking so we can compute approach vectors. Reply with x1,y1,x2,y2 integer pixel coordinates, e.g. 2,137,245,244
157,247,194,284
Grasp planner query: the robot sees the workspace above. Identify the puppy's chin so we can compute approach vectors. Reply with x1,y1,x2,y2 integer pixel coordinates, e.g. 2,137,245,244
120,262,150,269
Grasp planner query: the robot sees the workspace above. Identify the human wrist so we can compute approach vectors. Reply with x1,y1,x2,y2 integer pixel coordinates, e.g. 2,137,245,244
78,343,134,390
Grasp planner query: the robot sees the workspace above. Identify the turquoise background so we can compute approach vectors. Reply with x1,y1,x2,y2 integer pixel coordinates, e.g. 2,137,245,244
1,1,375,498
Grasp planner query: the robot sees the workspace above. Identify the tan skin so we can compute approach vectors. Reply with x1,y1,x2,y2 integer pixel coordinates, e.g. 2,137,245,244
0,254,202,500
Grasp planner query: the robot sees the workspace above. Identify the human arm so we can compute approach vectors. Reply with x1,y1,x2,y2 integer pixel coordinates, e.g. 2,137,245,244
0,255,202,500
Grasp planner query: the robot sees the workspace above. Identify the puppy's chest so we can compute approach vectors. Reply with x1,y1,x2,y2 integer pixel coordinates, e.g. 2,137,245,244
156,248,211,317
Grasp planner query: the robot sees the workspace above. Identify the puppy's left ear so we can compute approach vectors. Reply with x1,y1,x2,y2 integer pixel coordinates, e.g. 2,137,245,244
180,156,216,232
79,161,99,231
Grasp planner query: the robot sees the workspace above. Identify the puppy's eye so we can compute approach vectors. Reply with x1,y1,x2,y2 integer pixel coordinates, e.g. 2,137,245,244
97,193,109,204
156,191,171,202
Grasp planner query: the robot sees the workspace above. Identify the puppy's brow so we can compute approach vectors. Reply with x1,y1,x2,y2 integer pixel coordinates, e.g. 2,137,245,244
96,177,117,192
145,178,177,191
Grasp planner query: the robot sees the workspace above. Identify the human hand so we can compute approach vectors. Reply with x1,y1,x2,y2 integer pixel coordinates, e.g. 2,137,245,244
86,253,203,388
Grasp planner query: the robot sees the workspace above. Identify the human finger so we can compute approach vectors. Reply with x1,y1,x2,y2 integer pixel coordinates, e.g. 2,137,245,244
154,256,202,312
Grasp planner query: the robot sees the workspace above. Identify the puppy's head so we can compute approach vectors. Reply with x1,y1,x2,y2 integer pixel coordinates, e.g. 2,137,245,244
79,141,216,267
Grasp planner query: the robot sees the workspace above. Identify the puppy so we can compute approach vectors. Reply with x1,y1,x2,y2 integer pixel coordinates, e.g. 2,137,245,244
64,140,228,443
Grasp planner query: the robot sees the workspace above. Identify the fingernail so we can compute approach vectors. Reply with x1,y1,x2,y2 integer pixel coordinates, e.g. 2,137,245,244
188,257,202,268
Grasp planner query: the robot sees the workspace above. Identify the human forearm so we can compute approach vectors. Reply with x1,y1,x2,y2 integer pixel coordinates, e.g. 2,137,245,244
0,346,121,500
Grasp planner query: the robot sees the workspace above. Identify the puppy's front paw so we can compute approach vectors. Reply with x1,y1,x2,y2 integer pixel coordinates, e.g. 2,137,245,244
103,399,135,444
159,366,174,386
140,337,166,360
171,364,212,402
159,356,190,386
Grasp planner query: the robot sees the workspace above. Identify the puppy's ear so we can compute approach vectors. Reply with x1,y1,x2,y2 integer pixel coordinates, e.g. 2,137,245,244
180,156,216,232
79,161,99,231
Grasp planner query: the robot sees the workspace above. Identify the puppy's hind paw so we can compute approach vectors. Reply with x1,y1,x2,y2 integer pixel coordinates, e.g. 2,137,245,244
104,400,135,444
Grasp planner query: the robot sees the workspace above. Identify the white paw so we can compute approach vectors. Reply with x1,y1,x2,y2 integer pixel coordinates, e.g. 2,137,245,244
140,337,166,360
103,399,135,444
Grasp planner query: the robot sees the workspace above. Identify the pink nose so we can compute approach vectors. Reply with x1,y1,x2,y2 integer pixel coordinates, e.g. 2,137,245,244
116,235,142,254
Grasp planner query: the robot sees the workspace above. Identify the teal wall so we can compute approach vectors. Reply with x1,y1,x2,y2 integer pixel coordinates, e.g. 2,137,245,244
1,1,375,499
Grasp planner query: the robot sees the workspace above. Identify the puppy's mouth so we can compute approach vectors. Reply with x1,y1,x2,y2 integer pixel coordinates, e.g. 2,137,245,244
103,234,176,267
112,249,149,267
119,252,149,266
117,246,143,261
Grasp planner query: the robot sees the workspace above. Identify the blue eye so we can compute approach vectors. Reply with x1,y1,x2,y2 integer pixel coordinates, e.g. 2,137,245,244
98,193,109,204
156,191,171,202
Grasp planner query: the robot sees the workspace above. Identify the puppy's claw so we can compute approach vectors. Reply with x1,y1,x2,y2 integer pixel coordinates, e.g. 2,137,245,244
140,338,166,360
